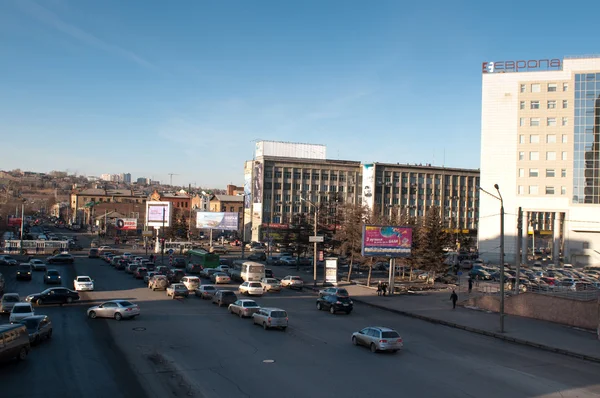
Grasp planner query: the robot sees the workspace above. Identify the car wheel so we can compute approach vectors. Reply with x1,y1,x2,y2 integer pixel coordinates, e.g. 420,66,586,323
66,297,73,304
239,311,244,318
263,322,268,330
330,306,335,314
17,347,28,361
114,313,123,321
352,336,358,345
316,302,322,310
37,299,44,306
370,343,377,353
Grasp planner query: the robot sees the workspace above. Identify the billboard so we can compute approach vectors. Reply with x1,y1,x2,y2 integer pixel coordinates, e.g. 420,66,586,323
7,217,22,227
361,225,412,257
325,258,338,285
244,163,252,209
146,201,171,228
362,164,375,210
196,212,239,230
116,218,137,230
253,161,263,204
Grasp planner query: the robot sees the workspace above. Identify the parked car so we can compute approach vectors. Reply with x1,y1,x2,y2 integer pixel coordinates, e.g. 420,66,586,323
317,294,353,314
19,315,53,344
260,278,281,293
9,303,35,323
238,281,264,296
0,255,18,266
0,324,30,361
252,307,288,330
181,276,200,291
228,299,261,318
166,283,189,299
1,293,20,314
25,288,80,306
318,287,349,298
47,253,74,264
29,259,47,271
148,275,169,291
280,275,304,290
16,264,33,281
352,326,403,353
195,285,218,299
87,300,140,320
44,269,62,284
469,268,492,280
212,272,231,284
73,275,94,291
134,267,148,280
212,290,237,307
88,248,99,258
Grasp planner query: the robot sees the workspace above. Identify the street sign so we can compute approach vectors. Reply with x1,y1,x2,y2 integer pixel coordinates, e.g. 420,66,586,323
457,271,463,276
142,231,153,237
168,249,174,255
309,236,324,243
169,255,173,265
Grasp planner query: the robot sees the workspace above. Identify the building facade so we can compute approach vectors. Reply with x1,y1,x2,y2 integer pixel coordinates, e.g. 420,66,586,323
480,56,600,266
70,188,147,226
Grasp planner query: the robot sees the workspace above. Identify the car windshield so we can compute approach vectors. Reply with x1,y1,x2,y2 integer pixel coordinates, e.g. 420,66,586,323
382,331,400,338
78,277,91,282
13,305,32,313
18,266,30,271
20,318,40,329
3,295,19,302
271,311,287,318
338,289,348,295
48,271,59,276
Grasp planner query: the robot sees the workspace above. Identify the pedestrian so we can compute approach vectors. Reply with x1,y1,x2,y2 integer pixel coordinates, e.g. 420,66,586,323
382,282,387,296
468,277,473,294
450,290,458,309
377,281,382,296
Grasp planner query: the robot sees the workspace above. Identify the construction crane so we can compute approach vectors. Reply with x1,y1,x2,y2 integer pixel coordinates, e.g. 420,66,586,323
168,173,179,186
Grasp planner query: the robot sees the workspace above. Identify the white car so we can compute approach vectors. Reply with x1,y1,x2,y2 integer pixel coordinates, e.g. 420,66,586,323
10,303,35,323
74,276,95,291
87,300,140,320
238,281,264,296
181,276,200,291
280,275,304,289
216,265,230,274
261,278,282,292
30,259,47,271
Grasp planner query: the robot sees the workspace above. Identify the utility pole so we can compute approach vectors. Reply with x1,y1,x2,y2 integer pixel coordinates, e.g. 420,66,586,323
496,184,505,333
515,207,523,294
161,207,165,265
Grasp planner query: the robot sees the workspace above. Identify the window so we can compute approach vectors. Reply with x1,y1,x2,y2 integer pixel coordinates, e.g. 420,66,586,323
546,151,556,160
547,83,557,92
530,101,540,109
530,135,539,143
561,151,568,160
547,100,556,109
561,186,566,195
547,118,556,127
518,186,525,195
546,169,555,177
519,151,525,161
561,169,567,177
518,169,525,177
545,186,555,195
563,82,569,91
520,84,526,93
529,151,539,160
519,135,525,144
520,117,526,127
562,117,568,126
529,168,539,177
520,101,526,110
562,134,568,143
546,134,556,143
530,118,540,126
529,186,539,195
562,100,568,109
531,83,541,92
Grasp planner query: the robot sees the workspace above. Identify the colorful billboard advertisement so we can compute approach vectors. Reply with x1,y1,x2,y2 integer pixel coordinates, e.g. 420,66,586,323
116,218,137,230
244,163,252,209
361,225,412,257
7,217,22,227
196,212,239,230
253,161,263,204
146,201,171,228
362,164,375,210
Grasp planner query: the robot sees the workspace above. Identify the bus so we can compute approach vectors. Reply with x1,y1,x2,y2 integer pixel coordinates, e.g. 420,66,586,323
3,240,69,255
164,241,196,254
230,260,265,282
185,249,220,274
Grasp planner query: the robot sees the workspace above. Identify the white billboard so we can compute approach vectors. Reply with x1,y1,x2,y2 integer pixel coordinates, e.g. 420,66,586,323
362,164,375,210
146,201,172,228
255,140,326,160
196,212,239,230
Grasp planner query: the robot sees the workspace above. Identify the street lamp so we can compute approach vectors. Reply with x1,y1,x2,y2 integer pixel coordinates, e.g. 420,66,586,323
237,192,250,259
300,196,318,287
478,184,505,333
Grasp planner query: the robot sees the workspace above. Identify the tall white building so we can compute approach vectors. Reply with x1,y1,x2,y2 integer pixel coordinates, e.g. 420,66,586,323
480,56,600,266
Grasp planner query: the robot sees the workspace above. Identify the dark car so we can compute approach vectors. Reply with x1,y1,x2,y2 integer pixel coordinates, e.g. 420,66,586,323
69,243,83,251
115,259,128,270
19,315,53,344
265,268,274,278
16,264,33,281
47,253,74,264
212,290,237,307
247,252,266,261
167,269,185,284
316,295,353,314
26,288,80,306
44,269,62,284
186,263,203,274
155,266,169,275
469,268,492,281
134,267,148,280
0,255,18,266
88,248,99,258
172,258,186,269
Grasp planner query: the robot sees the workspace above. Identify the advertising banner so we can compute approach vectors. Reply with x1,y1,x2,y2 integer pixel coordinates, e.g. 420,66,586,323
116,218,137,230
253,161,263,204
146,201,171,228
7,217,22,227
196,212,239,230
244,163,252,209
361,225,412,257
361,164,375,210
325,258,338,285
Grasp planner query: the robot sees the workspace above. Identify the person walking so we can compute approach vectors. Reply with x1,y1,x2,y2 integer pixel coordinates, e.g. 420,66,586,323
468,277,473,294
377,281,382,296
450,290,458,309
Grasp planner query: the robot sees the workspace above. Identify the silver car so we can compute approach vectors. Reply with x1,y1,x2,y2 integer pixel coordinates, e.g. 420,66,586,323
1,293,20,314
30,259,47,272
261,278,282,293
352,326,403,353
280,276,304,290
228,299,261,318
252,307,288,330
167,283,189,299
195,285,217,299
87,300,140,321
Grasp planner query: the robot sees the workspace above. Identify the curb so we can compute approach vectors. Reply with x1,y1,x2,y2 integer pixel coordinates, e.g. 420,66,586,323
349,297,600,364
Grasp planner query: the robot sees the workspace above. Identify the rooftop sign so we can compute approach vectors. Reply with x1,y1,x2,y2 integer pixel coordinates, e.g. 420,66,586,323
482,59,562,74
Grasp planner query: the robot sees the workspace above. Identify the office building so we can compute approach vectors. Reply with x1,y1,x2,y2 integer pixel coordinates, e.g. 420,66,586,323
480,55,600,266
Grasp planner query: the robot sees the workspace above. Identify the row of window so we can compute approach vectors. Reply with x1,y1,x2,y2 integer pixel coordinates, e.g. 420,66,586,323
518,168,567,178
519,134,568,144
518,151,569,161
520,100,568,110
520,117,568,127
520,82,568,93
518,186,567,195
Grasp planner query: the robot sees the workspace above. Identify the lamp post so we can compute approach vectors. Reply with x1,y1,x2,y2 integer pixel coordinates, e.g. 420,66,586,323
238,192,249,259
20,199,25,253
300,196,318,287
478,184,505,333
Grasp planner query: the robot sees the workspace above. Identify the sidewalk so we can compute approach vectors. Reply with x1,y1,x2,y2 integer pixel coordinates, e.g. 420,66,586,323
269,265,600,363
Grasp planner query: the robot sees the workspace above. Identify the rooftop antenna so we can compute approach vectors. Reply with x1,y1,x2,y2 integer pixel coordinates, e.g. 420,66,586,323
168,173,179,186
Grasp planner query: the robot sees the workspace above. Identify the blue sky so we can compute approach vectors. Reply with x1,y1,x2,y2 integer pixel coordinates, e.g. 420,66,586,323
1,0,599,187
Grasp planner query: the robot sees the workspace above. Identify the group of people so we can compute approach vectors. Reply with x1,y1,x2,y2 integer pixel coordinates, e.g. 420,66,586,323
376,281,389,296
